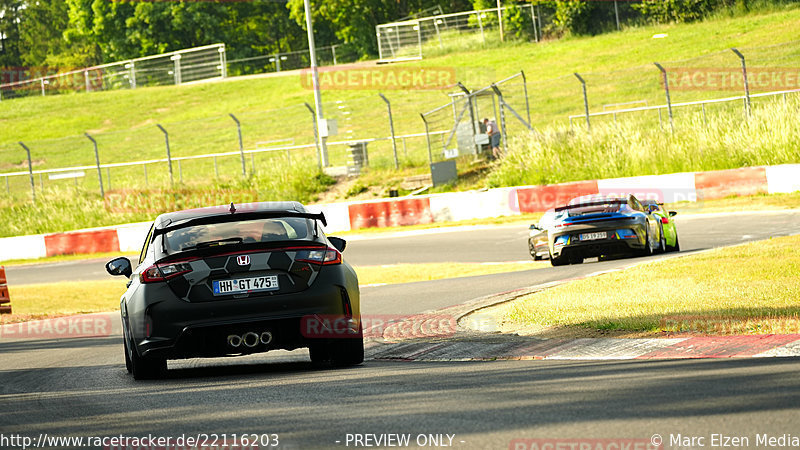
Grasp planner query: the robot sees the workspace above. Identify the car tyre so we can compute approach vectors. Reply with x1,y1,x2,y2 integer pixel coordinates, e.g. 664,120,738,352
658,224,667,254
549,252,569,266
528,240,540,261
639,230,655,257
309,337,364,366
123,337,133,374
127,335,166,380
668,231,681,252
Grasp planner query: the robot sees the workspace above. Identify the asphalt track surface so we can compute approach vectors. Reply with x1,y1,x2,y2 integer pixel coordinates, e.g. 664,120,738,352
2,210,800,449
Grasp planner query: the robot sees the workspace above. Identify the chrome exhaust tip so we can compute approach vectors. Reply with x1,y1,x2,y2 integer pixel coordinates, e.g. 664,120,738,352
243,332,260,348
227,334,242,348
260,331,273,345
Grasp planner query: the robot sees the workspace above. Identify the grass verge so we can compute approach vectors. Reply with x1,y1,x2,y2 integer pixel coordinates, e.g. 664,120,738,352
2,280,124,324
500,234,800,337
1,261,544,323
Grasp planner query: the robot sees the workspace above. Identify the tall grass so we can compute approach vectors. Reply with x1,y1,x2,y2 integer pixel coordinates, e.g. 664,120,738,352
488,95,800,187
0,163,336,238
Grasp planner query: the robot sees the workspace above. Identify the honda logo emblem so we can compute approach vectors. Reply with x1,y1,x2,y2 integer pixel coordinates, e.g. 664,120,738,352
236,255,251,266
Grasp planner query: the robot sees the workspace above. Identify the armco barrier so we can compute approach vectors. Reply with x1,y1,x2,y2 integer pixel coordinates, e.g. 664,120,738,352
44,229,120,257
348,197,434,229
0,164,797,262
514,180,599,213
695,166,768,199
0,266,10,314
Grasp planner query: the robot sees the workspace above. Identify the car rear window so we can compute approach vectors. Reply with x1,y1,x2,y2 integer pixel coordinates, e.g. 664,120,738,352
567,201,632,216
163,217,311,254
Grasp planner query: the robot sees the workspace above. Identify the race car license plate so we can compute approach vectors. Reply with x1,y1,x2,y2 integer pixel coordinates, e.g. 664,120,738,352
213,276,279,295
580,231,607,241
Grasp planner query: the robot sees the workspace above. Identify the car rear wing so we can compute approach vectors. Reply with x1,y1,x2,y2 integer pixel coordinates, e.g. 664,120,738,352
153,210,328,237
555,199,627,212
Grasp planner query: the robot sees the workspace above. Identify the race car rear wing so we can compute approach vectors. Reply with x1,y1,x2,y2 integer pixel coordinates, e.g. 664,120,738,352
555,199,627,212
153,210,328,237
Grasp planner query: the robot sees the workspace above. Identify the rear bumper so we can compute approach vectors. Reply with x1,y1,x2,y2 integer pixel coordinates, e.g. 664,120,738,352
550,222,646,259
129,269,358,360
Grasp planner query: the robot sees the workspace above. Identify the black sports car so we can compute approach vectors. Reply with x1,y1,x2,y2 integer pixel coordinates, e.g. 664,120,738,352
548,194,664,266
106,201,362,379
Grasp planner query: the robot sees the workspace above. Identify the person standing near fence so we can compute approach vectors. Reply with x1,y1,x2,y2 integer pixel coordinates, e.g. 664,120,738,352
483,118,502,160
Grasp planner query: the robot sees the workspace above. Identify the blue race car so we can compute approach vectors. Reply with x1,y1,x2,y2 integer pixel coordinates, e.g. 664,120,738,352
548,194,664,266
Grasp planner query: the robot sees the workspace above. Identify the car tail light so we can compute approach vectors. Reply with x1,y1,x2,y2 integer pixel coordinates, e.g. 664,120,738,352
140,259,196,283
661,216,669,224
616,229,638,239
296,247,341,265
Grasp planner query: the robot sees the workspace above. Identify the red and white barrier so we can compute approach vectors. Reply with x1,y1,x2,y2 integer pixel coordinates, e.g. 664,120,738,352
0,163,797,262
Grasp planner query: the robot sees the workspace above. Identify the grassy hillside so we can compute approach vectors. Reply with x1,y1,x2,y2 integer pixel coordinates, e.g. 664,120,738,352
1,6,799,237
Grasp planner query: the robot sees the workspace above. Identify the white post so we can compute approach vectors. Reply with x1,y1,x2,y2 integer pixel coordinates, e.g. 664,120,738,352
304,0,328,167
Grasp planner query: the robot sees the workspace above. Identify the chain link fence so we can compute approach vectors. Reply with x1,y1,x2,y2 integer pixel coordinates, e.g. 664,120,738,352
377,4,538,62
4,38,800,203
421,71,532,163
0,44,227,100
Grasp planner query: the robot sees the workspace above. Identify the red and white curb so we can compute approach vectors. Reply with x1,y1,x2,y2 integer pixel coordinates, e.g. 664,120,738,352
365,334,800,361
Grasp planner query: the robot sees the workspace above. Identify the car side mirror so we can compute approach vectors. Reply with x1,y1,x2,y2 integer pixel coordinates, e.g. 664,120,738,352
106,257,132,278
529,224,540,231
669,211,677,217
328,236,347,253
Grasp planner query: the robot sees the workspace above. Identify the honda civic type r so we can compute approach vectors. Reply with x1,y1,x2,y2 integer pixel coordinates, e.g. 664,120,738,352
106,201,363,379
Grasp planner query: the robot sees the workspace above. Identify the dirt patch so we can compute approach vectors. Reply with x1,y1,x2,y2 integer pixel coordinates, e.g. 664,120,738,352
86,119,113,134
0,158,46,171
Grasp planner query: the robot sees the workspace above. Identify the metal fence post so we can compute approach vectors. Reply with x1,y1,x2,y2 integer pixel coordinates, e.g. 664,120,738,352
731,48,751,117
40,78,46,96
84,70,91,92
521,70,531,126
332,45,338,65
18,142,35,204
477,12,486,45
421,114,433,164
128,61,137,89
574,73,590,133
229,113,247,177
378,93,399,169
156,124,174,186
219,45,228,79
614,1,620,31
84,133,104,197
304,102,323,172
653,62,674,132
456,82,481,155
490,85,508,153
172,53,182,85
497,1,504,42
529,4,538,43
